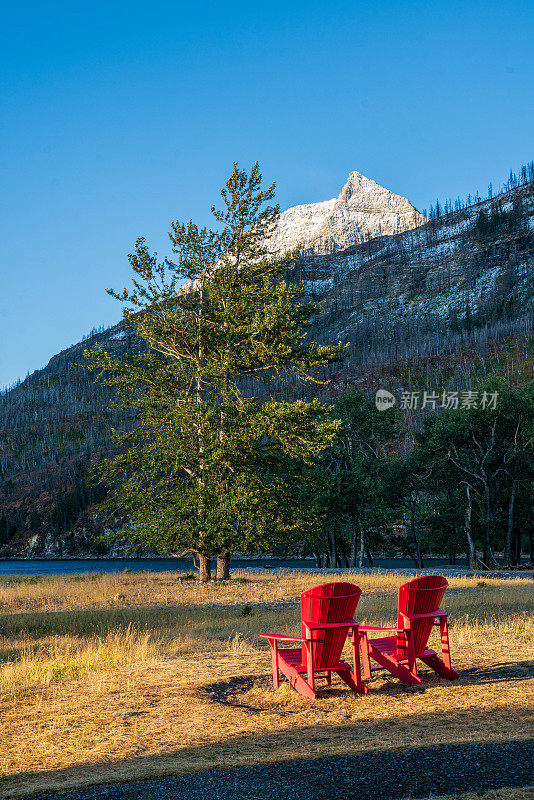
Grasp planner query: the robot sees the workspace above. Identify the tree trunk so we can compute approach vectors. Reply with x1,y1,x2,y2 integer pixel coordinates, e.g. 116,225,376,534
364,545,373,567
465,485,478,570
329,524,338,569
349,512,359,568
338,537,350,569
504,480,517,565
482,485,497,568
196,282,210,582
358,522,365,569
448,537,456,565
319,530,330,566
216,552,231,580
511,524,521,567
198,553,211,582
410,502,424,568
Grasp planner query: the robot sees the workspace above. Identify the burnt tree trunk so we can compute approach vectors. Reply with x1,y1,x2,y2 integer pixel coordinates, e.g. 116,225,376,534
465,485,478,570
504,479,517,565
410,502,424,568
349,511,359,568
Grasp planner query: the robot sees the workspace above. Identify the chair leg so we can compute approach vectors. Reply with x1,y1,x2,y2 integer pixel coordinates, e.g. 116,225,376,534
336,668,368,695
305,640,315,695
419,617,459,681
270,642,280,690
277,658,317,699
417,617,459,680
368,645,422,685
360,634,373,681
419,654,459,680
351,630,366,694
325,672,332,686
440,616,458,678
406,628,418,680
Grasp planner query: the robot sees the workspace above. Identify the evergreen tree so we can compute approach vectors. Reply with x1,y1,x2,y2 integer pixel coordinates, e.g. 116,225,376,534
86,163,342,579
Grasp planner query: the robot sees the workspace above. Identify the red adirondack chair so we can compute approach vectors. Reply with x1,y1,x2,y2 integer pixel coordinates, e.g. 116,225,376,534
359,574,459,686
261,582,368,699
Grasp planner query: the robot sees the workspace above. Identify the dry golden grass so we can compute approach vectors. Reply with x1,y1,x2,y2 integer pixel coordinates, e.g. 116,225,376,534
1,567,530,615
0,625,158,691
0,570,532,799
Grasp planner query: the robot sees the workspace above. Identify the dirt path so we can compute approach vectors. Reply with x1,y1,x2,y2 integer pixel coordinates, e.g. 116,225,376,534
28,740,534,800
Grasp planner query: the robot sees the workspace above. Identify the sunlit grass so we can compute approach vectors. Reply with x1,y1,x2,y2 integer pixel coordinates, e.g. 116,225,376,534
0,570,532,799
0,625,157,692
0,567,531,615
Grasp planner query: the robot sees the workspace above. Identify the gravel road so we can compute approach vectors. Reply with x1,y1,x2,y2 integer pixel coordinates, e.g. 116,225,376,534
29,740,534,800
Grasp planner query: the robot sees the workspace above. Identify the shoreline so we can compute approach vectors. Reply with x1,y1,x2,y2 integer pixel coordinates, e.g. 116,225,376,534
0,556,532,580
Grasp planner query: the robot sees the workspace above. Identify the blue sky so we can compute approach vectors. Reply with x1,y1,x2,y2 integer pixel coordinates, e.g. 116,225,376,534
1,0,532,388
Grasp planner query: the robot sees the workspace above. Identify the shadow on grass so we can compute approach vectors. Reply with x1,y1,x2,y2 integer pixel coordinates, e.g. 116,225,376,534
459,660,534,684
11,719,534,800
356,660,534,694
198,659,534,709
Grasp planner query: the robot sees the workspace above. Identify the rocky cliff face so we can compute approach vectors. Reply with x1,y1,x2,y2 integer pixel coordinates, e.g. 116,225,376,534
269,171,427,256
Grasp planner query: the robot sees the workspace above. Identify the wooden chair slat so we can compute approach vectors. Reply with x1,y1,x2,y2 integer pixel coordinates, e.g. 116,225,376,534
301,581,361,669
278,648,303,666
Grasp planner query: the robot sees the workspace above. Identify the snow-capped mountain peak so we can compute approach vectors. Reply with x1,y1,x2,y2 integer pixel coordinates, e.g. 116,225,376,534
269,171,427,256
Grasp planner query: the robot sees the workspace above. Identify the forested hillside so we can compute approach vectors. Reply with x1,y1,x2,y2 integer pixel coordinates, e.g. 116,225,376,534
1,176,533,562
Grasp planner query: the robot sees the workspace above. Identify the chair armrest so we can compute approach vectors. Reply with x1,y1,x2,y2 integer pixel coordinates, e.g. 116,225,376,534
259,634,305,643
358,625,402,633
400,610,448,622
303,620,359,634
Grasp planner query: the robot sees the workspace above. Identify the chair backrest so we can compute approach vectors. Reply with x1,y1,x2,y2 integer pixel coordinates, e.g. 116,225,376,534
397,574,448,656
300,582,362,669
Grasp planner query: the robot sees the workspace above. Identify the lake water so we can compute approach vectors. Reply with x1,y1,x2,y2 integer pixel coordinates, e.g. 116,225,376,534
0,556,455,577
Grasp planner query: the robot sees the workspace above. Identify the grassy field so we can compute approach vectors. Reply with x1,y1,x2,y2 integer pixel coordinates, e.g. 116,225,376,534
0,569,532,799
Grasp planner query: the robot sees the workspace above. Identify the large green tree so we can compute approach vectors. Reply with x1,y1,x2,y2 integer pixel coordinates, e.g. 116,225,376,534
86,163,342,579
